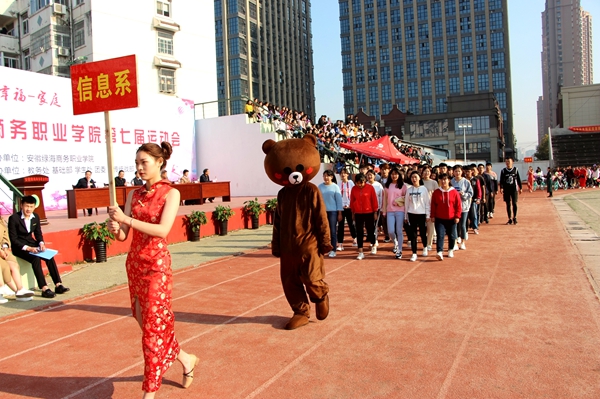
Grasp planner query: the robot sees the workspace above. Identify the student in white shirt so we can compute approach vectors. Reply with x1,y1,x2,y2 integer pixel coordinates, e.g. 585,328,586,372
404,171,431,261
336,168,357,250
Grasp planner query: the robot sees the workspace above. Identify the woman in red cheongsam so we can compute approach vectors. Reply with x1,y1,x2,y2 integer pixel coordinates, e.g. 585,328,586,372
109,142,198,398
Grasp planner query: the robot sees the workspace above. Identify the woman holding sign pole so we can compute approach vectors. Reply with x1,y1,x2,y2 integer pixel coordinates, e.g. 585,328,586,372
108,142,198,397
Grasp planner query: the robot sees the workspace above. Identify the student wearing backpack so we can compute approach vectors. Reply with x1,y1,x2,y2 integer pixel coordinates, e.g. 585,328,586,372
499,157,523,224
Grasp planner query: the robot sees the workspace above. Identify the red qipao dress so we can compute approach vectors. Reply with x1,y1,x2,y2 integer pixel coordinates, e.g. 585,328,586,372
127,181,180,392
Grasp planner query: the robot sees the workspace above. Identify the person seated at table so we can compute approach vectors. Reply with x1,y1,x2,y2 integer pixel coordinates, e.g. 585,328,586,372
1,217,35,302
74,170,96,216
179,169,191,184
131,170,144,186
200,168,214,203
8,196,70,298
161,170,169,182
115,170,126,187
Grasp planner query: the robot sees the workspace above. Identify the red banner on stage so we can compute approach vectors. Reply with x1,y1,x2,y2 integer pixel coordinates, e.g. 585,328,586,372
70,55,139,115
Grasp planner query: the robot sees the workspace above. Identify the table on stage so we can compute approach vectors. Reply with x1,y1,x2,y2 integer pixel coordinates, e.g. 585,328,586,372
66,182,231,219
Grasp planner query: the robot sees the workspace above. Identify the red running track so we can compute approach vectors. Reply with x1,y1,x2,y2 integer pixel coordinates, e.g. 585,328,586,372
0,190,599,398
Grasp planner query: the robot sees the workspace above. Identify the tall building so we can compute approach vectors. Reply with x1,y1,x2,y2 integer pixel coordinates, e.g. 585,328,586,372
214,0,315,117
0,0,216,103
539,0,593,143
339,0,513,162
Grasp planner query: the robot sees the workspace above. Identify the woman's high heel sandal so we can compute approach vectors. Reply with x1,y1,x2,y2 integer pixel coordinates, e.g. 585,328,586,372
182,354,199,389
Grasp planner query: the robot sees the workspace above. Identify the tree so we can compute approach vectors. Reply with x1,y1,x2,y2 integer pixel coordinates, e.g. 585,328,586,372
535,134,550,160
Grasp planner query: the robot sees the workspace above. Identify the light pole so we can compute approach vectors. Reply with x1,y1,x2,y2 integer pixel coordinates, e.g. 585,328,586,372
457,123,472,164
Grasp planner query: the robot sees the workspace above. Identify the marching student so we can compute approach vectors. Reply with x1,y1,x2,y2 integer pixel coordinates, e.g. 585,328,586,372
382,167,408,259
350,173,378,260
421,166,439,252
404,171,430,261
450,165,473,251
430,173,462,261
337,168,357,250
499,157,523,225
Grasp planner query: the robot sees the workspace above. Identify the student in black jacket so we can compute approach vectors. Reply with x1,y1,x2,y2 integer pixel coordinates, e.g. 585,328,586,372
499,157,522,225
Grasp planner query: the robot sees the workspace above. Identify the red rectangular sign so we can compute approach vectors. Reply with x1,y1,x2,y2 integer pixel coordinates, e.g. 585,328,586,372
70,55,139,115
524,157,533,163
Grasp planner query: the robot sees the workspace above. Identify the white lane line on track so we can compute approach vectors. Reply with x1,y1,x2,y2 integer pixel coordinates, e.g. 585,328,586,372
60,259,356,399
435,254,502,399
244,261,423,399
0,261,279,364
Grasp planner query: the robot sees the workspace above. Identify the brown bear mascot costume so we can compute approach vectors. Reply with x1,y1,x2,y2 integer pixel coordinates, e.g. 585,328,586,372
262,135,332,330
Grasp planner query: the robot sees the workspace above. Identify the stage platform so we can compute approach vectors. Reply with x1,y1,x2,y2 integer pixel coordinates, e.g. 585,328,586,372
16,196,275,268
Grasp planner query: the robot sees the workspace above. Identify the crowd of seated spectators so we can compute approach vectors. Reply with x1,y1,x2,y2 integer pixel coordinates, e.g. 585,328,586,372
244,100,432,167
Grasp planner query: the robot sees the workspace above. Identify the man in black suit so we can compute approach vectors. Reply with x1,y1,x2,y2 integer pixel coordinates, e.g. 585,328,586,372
74,170,96,216
131,170,144,186
115,170,126,187
8,196,70,298
200,168,214,203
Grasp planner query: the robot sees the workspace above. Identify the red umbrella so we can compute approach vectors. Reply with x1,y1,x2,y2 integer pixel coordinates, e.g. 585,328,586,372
339,136,419,165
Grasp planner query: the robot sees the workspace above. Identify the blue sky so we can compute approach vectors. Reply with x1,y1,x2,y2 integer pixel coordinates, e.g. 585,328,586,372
312,0,600,155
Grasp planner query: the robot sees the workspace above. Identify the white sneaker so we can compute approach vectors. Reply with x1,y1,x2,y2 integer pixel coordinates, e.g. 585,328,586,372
352,239,358,247
422,247,428,257
448,249,454,258
490,213,494,218
328,251,336,258
16,296,33,302
432,237,437,244
395,252,402,259
0,296,7,304
374,240,379,247
453,244,459,251
465,232,469,241
460,243,466,250
392,245,398,254
457,237,462,244
410,253,417,262
370,246,377,255
337,244,344,251
16,289,35,298
427,245,432,251
436,252,443,261
357,252,365,260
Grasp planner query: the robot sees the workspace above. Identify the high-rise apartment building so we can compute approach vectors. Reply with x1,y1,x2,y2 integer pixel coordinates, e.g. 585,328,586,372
539,0,593,142
339,0,513,161
214,0,315,117
0,0,216,103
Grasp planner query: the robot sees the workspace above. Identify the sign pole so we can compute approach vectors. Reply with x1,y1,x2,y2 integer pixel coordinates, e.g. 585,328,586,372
104,111,117,206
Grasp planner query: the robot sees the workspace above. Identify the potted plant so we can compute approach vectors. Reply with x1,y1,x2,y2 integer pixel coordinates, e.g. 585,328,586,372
264,198,277,225
243,197,265,229
186,210,207,241
82,220,115,263
213,205,235,236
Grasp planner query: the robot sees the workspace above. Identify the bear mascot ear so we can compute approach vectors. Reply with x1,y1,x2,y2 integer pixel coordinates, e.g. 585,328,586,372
302,134,317,147
263,139,276,155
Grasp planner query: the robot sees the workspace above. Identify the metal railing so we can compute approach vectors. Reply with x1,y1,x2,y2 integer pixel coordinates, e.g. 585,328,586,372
194,96,253,120
0,173,23,214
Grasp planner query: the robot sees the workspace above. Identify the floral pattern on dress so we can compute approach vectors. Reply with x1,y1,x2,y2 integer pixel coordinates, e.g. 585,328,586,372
126,180,180,392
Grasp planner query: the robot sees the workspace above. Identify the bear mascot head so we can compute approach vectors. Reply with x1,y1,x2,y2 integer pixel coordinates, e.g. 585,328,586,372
262,134,320,186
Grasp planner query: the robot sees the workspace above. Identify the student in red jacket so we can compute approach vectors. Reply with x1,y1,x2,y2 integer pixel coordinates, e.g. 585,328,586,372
350,173,379,260
430,173,462,261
